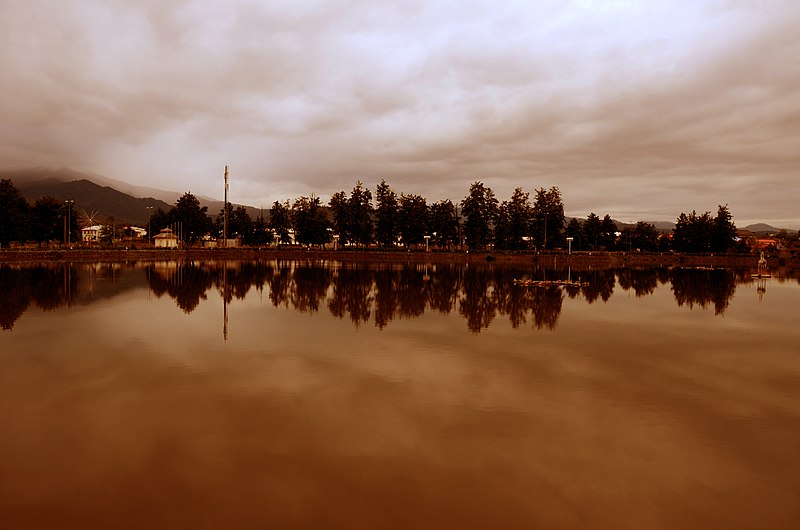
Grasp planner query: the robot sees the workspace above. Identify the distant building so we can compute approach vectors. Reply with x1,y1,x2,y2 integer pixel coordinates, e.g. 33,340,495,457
81,225,102,242
153,228,179,248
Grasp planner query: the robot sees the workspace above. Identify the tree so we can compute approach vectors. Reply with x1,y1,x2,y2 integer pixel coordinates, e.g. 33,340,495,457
460,181,498,250
31,196,64,245
100,216,123,244
495,187,532,250
328,190,349,241
620,221,659,252
583,213,602,250
673,210,714,253
269,200,293,245
172,192,212,245
293,195,331,247
250,214,274,246
532,187,565,249
711,204,737,253
375,180,400,248
428,199,460,249
565,218,583,250
328,181,374,247
216,204,254,243
0,179,31,247
149,208,172,237
399,193,428,247
599,214,617,250
348,181,373,247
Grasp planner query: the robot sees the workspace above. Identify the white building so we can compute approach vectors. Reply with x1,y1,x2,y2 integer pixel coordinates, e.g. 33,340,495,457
153,228,179,248
81,225,102,242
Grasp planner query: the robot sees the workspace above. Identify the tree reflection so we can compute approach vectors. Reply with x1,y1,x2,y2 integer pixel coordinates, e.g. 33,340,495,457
0,268,32,330
292,262,331,313
146,263,215,313
495,267,564,330
581,269,616,303
328,265,373,327
616,267,666,297
0,265,79,330
373,265,399,329
671,268,737,315
0,260,769,333
459,265,497,333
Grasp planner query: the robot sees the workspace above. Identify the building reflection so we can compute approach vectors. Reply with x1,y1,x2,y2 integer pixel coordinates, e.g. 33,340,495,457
2,261,794,333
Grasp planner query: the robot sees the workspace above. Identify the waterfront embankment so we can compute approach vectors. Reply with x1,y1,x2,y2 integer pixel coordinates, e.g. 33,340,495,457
0,247,783,269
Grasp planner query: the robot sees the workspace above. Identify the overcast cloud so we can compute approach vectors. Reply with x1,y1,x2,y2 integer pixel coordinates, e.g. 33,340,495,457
1,0,799,226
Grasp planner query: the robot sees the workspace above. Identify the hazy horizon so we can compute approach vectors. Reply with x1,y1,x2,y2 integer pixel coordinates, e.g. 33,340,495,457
2,1,798,228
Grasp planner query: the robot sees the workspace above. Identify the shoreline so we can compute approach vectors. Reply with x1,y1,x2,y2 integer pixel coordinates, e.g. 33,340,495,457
0,247,783,269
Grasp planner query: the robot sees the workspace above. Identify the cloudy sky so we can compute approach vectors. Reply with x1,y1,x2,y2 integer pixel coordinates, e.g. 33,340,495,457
1,0,798,226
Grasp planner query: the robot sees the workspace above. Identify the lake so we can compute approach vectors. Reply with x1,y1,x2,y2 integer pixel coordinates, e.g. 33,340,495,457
1,259,799,529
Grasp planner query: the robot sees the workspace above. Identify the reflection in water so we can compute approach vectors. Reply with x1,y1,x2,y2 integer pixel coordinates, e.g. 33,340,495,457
1,261,797,333
3,260,800,530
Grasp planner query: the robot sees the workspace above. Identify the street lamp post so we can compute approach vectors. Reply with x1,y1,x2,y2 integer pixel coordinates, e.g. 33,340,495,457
567,236,574,255
65,200,74,246
146,206,154,244
424,235,431,252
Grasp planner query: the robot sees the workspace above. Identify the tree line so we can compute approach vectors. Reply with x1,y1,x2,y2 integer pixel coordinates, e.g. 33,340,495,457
2,177,744,253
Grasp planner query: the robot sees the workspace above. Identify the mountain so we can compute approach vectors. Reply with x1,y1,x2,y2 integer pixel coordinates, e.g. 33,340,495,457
742,223,781,234
16,178,172,225
5,167,263,225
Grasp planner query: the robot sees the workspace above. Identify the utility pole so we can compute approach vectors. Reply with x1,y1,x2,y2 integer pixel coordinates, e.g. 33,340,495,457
223,165,229,248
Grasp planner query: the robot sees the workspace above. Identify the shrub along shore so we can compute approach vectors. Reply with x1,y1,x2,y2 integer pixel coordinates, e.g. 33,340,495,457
0,247,778,269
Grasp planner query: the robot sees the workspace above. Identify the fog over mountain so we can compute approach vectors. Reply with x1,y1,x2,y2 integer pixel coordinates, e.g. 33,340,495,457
1,1,798,228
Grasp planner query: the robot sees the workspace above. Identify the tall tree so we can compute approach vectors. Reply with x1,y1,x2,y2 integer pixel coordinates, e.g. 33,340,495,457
532,187,565,250
620,221,659,252
293,195,331,247
329,181,374,247
31,196,64,245
328,190,349,242
0,179,31,246
460,181,498,250
399,194,428,248
599,214,618,250
375,180,400,248
172,192,212,245
269,200,293,245
583,213,602,250
495,187,532,250
250,214,274,246
428,199,460,249
149,208,172,237
711,204,737,253
348,181,373,247
673,210,714,253
565,218,583,250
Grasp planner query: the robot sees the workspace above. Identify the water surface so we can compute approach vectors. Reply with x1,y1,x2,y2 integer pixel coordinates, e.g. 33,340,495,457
1,260,799,529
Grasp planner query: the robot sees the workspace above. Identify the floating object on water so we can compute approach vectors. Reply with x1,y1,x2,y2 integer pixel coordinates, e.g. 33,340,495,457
513,279,589,287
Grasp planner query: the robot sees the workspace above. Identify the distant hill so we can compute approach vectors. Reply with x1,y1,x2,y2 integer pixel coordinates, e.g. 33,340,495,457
742,223,780,234
4,167,263,225
16,178,172,225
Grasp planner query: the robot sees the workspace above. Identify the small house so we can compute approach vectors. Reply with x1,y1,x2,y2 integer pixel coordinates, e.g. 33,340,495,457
153,228,179,248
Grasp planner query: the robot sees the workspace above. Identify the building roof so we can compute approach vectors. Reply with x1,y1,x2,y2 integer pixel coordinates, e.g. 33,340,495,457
154,228,178,240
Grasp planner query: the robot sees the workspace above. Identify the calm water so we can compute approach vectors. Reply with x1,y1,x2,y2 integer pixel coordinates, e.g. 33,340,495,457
1,260,799,529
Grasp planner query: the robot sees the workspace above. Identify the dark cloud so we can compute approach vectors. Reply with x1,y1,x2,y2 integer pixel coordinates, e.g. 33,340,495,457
1,0,798,226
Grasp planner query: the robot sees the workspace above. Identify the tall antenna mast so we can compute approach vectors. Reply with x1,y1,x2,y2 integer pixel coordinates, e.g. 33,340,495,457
223,165,229,248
